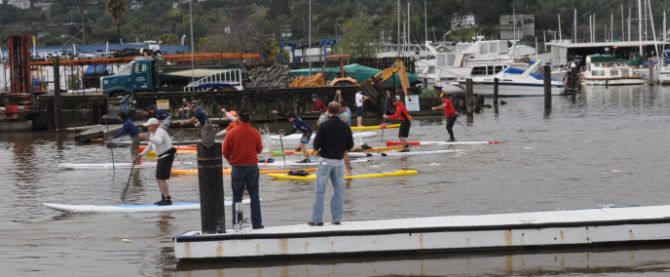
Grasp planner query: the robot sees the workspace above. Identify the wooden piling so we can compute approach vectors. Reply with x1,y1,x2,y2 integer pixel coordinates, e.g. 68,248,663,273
493,77,499,114
197,125,226,234
53,58,62,130
465,78,473,116
570,67,578,91
543,65,551,112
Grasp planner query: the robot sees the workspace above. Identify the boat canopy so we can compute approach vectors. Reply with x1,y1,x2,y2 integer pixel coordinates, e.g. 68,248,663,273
290,63,419,85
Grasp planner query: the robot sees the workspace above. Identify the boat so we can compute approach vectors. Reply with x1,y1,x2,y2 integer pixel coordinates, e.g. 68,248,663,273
267,169,418,181
658,49,670,84
348,149,457,158
387,140,501,146
270,131,376,142
580,54,646,86
350,123,400,132
43,199,251,214
171,167,317,176
456,60,565,96
173,205,670,260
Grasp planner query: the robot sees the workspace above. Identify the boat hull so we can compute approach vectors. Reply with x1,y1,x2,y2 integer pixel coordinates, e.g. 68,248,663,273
469,82,564,96
582,78,647,86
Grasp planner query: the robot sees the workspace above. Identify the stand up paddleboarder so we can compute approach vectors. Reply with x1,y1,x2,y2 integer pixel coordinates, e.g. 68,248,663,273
384,95,412,152
113,112,141,164
432,92,459,141
136,118,176,206
284,114,313,163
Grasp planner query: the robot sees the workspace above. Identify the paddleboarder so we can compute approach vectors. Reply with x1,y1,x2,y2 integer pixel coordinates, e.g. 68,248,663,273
284,114,313,163
309,101,354,226
216,109,239,138
180,101,208,128
432,92,459,141
139,105,172,129
113,112,141,164
354,90,368,127
384,95,413,152
223,110,264,229
137,118,177,206
310,93,327,113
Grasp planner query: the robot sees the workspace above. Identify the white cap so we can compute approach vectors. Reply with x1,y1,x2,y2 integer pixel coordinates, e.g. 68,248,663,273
395,95,402,101
143,118,161,126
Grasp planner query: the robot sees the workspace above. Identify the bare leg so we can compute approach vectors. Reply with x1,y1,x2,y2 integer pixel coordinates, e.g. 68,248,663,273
357,116,363,127
157,179,170,197
301,143,309,159
400,137,408,149
344,152,351,175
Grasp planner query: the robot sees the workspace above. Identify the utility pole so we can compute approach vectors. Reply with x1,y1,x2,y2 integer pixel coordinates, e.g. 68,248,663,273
558,13,562,41
189,0,194,84
611,13,614,41
621,4,625,41
574,9,577,42
638,0,643,54
589,14,593,43
424,0,428,43
308,0,312,74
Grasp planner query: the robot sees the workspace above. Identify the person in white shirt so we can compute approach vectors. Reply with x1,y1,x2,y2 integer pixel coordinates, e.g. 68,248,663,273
354,90,368,127
137,118,176,206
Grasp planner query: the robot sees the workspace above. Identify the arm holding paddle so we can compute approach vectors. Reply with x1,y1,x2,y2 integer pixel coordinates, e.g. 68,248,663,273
431,103,446,111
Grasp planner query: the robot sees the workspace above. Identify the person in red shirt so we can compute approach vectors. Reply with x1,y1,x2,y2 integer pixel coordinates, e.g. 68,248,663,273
432,92,459,141
311,93,327,113
223,110,264,229
384,95,413,152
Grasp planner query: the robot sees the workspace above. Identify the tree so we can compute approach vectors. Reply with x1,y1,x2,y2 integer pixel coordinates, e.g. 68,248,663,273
106,0,127,42
335,11,379,58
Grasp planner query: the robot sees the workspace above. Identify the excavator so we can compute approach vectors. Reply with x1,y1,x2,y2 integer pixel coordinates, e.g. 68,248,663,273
289,54,359,87
359,58,412,110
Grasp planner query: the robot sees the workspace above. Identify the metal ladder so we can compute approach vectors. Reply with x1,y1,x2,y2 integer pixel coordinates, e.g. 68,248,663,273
183,69,243,92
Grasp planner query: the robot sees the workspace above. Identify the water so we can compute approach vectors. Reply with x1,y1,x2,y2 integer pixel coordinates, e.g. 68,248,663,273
2,86,670,276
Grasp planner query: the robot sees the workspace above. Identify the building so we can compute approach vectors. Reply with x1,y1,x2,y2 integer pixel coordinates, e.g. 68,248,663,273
129,0,143,10
6,0,30,9
451,14,476,31
500,14,535,40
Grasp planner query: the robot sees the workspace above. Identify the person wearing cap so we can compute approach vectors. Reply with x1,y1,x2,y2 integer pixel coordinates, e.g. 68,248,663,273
384,95,413,152
432,92,459,141
141,105,172,129
180,102,208,127
216,108,239,138
308,101,354,226
137,118,177,206
113,112,141,164
310,93,327,113
284,113,313,163
223,110,264,229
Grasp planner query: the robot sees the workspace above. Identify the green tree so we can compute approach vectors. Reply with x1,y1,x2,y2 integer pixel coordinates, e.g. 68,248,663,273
336,11,379,58
106,0,127,42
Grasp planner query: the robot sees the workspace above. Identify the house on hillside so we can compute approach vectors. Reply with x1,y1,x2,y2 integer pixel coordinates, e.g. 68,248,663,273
500,14,535,40
451,14,476,31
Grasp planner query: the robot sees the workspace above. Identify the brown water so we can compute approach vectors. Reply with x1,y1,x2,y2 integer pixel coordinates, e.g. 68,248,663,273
2,86,670,276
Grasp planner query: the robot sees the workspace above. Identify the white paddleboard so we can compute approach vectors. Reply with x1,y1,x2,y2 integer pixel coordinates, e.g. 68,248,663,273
387,140,502,146
260,158,372,167
348,149,458,158
59,161,194,170
43,199,251,213
270,131,377,142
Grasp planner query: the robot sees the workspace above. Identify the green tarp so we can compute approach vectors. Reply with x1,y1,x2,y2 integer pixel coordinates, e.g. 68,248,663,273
290,63,419,86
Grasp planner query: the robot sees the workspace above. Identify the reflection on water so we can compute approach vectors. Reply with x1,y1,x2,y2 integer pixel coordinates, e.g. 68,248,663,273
176,246,670,277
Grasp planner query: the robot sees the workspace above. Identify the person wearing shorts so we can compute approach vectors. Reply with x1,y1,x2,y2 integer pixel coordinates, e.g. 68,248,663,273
354,90,368,127
138,118,176,206
384,95,412,152
285,114,313,163
432,92,459,141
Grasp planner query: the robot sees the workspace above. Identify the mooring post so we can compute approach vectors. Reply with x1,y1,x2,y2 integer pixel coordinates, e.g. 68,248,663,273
52,57,62,130
649,64,654,84
197,124,226,234
543,65,551,112
493,77,499,113
570,66,578,91
465,78,473,116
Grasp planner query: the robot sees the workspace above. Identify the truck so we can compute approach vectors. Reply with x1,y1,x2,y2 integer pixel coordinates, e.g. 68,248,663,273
101,57,244,96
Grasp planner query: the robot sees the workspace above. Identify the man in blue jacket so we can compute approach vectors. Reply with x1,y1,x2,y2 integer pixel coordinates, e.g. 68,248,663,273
284,113,313,163
113,112,141,164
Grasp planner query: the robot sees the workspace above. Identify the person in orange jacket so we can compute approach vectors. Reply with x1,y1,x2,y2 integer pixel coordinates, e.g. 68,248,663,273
383,95,412,152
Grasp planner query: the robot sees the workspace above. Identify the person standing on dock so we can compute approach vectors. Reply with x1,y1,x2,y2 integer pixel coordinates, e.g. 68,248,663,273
284,114,313,163
223,110,264,229
384,95,412,152
137,118,177,206
309,101,353,226
354,90,368,127
113,112,141,164
311,93,327,113
432,92,459,142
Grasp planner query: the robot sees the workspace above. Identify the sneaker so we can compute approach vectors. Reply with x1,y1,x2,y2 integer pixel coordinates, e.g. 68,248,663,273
399,148,410,152
156,199,172,206
307,221,323,226
448,138,456,142
332,221,341,225
298,158,311,163
361,143,373,150
153,195,165,205
252,225,264,229
294,147,302,152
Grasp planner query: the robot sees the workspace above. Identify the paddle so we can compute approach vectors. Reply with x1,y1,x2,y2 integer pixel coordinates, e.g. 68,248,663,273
121,158,136,201
105,120,116,171
278,133,287,167
380,93,389,142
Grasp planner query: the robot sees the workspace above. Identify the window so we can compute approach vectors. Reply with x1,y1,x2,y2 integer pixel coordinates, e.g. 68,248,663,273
494,66,504,73
472,66,487,76
609,69,619,76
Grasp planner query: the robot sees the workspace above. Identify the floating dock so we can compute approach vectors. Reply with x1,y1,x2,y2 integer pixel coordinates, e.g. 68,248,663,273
173,205,670,261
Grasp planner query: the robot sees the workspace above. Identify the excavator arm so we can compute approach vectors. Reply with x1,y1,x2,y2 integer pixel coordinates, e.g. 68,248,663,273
360,59,411,109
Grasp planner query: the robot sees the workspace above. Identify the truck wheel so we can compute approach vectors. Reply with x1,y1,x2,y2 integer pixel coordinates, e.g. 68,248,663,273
110,91,128,97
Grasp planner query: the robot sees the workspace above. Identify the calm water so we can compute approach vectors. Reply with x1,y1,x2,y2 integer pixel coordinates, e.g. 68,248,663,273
1,86,670,276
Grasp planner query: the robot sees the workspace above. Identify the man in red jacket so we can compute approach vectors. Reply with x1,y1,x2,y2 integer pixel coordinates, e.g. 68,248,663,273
432,92,459,141
223,110,264,229
384,95,412,152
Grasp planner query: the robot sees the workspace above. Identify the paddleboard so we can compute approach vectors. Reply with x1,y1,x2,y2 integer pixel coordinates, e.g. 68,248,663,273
270,131,376,142
348,149,457,158
260,158,372,168
271,146,403,156
110,138,200,147
172,167,318,176
43,199,252,214
350,123,400,132
386,140,502,146
267,169,418,181
59,161,194,170
138,145,197,152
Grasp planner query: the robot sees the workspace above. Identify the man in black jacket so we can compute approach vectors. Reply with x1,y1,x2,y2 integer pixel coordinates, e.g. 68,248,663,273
308,101,354,226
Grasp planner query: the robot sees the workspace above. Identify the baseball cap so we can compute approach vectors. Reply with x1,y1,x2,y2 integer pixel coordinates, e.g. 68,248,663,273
238,110,251,122
311,93,318,98
143,118,161,126
229,111,238,117
394,95,402,101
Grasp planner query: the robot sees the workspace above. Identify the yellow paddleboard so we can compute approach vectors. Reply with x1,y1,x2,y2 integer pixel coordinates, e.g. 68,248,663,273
267,169,417,181
350,124,400,131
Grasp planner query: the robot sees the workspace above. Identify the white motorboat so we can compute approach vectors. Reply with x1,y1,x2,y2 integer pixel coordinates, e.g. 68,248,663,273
580,54,646,86
658,50,670,84
456,60,564,96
